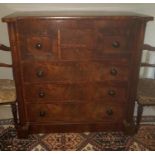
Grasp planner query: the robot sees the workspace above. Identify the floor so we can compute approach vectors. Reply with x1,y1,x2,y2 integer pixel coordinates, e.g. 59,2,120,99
0,119,155,150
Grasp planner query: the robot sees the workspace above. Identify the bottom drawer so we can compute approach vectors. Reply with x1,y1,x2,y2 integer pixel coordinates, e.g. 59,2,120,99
26,102,126,123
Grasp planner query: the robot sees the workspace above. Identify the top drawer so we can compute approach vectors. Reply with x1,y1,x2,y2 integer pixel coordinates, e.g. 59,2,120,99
17,19,58,60
17,19,135,61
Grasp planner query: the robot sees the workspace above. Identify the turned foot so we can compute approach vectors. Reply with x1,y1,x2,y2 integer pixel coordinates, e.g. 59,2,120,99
16,123,29,139
123,120,136,136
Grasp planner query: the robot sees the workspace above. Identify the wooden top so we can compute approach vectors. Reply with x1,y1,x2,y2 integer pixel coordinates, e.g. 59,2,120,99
2,11,154,22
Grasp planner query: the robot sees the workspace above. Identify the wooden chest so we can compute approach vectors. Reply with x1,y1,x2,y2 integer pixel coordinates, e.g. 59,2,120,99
2,11,153,138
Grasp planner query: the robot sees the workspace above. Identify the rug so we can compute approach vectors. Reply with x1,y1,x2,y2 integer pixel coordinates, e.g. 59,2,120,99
0,119,155,151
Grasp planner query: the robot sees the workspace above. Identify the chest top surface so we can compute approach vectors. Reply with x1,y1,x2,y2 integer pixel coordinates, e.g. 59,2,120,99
2,11,153,22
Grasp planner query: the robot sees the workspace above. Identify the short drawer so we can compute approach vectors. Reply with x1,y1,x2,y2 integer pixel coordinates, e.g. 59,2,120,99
23,82,127,102
26,102,126,123
21,61,130,83
19,35,58,60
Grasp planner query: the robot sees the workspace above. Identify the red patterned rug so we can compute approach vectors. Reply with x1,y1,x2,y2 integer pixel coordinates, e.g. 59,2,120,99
0,119,155,151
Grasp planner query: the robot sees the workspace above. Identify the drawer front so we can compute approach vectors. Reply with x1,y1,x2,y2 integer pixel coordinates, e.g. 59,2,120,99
23,83,127,102
26,102,126,123
22,61,130,82
19,35,58,60
17,19,58,60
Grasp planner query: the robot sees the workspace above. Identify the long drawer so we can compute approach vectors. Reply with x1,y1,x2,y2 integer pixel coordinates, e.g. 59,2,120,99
26,102,126,123
21,61,130,83
23,82,128,102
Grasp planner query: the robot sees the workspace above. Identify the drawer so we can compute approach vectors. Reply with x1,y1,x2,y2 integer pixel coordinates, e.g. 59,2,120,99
26,102,126,123
19,35,58,60
23,82,127,102
22,61,130,83
17,20,58,60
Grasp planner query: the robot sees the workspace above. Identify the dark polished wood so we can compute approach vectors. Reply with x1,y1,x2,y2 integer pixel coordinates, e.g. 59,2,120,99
2,11,153,138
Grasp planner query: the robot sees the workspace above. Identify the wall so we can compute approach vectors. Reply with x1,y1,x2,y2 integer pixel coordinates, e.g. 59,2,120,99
0,3,155,116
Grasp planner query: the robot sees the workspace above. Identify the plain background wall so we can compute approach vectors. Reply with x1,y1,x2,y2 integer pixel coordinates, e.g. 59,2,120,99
0,3,155,116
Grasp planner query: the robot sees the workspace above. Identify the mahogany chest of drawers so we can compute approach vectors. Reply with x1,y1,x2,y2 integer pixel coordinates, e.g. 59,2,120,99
2,11,153,138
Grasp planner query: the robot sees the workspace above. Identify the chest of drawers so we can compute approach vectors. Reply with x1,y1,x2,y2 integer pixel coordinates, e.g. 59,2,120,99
2,11,153,138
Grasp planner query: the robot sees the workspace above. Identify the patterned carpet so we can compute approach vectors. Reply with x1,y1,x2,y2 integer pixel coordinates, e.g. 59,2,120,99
0,119,155,151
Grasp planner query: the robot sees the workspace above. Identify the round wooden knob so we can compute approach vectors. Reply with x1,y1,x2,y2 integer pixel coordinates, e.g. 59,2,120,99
38,90,45,98
108,90,116,96
112,41,120,48
110,68,118,76
36,70,44,77
106,109,113,116
35,43,42,50
39,111,46,117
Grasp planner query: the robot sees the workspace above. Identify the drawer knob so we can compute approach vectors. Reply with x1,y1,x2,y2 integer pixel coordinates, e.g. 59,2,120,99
110,68,118,76
106,109,113,116
112,41,120,48
36,70,44,77
108,90,116,96
38,90,45,98
35,43,42,50
39,111,46,117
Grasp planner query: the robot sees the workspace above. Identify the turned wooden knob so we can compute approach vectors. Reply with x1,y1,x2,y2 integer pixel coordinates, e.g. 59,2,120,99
36,70,44,77
35,43,42,50
38,90,45,98
108,90,116,96
110,68,118,76
106,109,113,116
112,41,120,48
39,111,46,117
